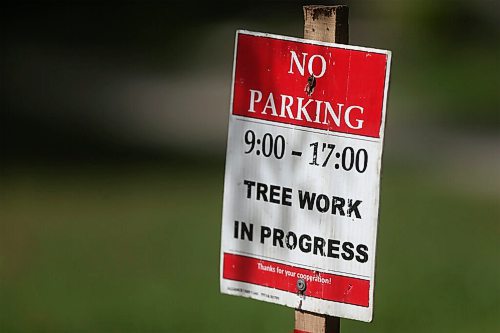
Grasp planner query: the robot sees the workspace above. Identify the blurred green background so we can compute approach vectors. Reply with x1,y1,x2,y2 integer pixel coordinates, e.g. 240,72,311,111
1,1,499,332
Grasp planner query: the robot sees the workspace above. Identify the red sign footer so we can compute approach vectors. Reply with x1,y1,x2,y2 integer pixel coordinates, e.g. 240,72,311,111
223,253,369,307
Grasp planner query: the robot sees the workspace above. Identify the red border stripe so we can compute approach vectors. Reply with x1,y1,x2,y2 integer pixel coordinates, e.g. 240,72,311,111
223,253,369,307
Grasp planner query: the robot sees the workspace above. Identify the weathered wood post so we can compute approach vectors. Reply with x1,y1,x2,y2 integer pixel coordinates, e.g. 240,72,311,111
294,6,349,333
303,5,348,44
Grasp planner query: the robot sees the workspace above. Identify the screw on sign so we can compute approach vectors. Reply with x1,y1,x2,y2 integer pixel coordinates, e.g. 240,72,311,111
220,5,391,333
297,278,307,294
305,75,316,96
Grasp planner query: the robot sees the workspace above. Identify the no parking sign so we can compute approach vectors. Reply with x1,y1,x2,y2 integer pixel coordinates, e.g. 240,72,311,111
220,30,391,322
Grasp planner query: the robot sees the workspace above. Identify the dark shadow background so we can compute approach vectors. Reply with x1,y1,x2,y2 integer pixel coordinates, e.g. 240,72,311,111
1,1,499,332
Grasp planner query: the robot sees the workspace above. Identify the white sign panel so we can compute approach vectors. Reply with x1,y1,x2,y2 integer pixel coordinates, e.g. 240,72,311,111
220,31,391,322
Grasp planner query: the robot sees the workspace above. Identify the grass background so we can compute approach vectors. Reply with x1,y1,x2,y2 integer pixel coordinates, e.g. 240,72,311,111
1,161,498,332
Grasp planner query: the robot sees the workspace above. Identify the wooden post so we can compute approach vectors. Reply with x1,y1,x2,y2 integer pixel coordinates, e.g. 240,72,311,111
303,5,348,44
295,310,340,333
294,5,349,333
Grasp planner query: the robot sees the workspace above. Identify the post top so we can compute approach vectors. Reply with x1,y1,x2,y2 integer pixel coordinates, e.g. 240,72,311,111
303,4,349,43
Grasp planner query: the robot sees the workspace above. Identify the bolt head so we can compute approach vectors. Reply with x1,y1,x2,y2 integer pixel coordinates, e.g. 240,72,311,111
297,278,307,292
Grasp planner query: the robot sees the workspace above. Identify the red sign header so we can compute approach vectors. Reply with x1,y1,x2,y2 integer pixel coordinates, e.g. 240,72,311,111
232,32,389,138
